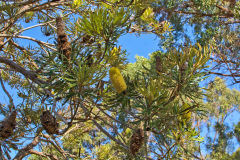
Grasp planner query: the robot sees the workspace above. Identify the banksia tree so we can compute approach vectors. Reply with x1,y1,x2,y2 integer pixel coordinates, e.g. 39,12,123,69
40,111,59,135
129,128,144,155
0,111,17,139
0,0,222,159
109,67,127,94
56,16,71,61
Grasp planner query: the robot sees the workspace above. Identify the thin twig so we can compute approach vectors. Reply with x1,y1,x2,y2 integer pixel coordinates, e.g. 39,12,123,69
79,101,129,150
0,72,15,111
13,128,42,160
0,34,56,51
159,143,176,159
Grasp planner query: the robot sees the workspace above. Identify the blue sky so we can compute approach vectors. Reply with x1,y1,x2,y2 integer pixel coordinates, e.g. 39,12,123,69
0,15,239,158
118,33,160,63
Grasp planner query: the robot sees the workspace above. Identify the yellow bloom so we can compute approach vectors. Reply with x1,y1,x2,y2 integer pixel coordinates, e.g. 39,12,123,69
109,67,127,94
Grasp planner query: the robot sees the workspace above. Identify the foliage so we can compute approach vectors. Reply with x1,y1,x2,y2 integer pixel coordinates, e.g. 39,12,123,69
189,77,240,160
0,0,239,159
152,0,240,84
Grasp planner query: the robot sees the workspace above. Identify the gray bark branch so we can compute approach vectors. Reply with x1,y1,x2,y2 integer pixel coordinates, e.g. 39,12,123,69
0,56,46,85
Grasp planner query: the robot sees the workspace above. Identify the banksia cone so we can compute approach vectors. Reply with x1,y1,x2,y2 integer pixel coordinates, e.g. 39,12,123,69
40,110,59,135
0,111,17,139
109,67,127,94
56,17,71,61
155,56,162,73
129,128,144,155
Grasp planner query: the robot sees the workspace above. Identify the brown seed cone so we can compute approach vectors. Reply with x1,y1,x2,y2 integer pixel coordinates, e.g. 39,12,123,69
0,111,17,139
179,62,187,86
129,128,144,155
155,56,162,73
56,17,71,61
40,110,59,135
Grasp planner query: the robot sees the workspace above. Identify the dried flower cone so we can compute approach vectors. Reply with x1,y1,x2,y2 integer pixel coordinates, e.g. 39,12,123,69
130,128,144,155
0,111,17,139
56,17,71,60
40,111,59,135
155,56,162,73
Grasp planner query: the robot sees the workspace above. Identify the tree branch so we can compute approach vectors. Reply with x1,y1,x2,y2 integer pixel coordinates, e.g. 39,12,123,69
13,134,40,160
159,143,176,160
0,34,56,51
0,56,46,85
29,149,59,160
0,0,68,33
40,134,77,159
208,71,240,77
0,73,15,111
92,119,128,150
216,5,233,16
79,101,129,150
28,150,48,158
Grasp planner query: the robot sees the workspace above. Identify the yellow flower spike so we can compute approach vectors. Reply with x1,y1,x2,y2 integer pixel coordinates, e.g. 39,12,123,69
109,67,127,94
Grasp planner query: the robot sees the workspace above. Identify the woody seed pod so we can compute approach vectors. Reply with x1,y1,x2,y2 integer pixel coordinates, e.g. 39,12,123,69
56,17,71,61
0,111,17,139
40,110,59,135
109,67,127,94
155,56,162,73
130,128,144,155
